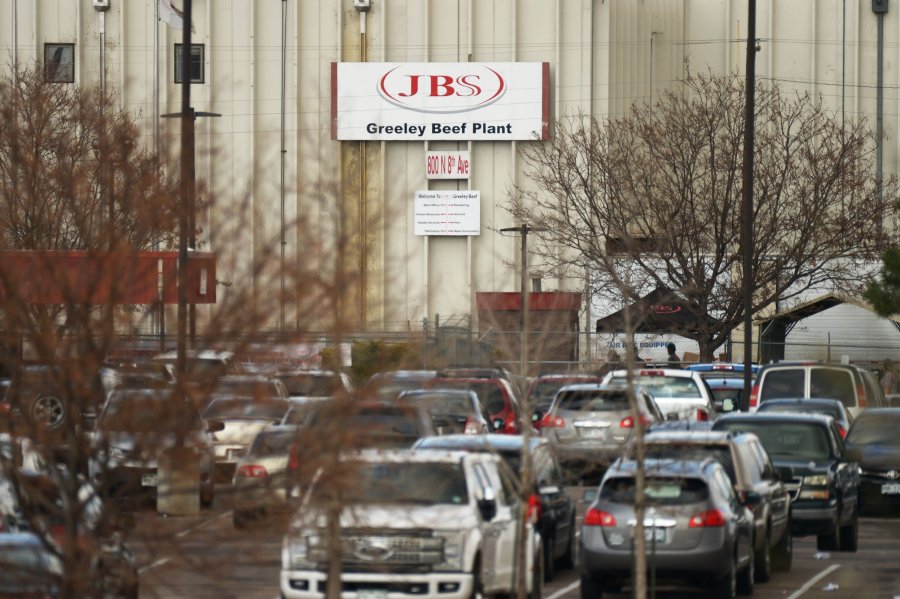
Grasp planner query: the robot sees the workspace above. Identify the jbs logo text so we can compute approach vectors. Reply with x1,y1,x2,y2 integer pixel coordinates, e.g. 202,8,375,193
378,65,506,113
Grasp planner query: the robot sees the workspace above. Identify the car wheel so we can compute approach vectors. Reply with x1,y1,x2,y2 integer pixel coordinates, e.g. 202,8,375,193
542,534,555,582
470,563,484,599
772,529,793,572
737,545,754,596
580,573,604,599
839,512,859,552
200,482,215,508
711,558,736,599
558,519,577,570
816,519,841,552
29,394,67,430
754,530,772,583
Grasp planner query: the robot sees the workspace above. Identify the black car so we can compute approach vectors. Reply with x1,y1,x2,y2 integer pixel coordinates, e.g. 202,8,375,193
844,408,900,515
643,430,793,580
755,398,853,439
413,434,577,582
713,412,860,552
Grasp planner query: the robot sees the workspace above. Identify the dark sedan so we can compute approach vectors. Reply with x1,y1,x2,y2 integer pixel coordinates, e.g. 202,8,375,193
844,408,900,515
756,398,853,439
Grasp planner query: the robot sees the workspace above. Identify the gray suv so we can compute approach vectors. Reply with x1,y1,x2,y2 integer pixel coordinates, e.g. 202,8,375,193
581,458,755,598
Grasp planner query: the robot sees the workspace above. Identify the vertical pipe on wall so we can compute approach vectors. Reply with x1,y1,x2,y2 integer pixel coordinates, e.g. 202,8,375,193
100,11,106,100
12,0,17,69
359,8,368,330
280,0,288,332
875,0,887,245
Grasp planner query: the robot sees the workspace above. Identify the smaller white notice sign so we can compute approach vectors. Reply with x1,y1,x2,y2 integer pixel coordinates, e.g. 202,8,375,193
426,151,471,179
415,191,480,236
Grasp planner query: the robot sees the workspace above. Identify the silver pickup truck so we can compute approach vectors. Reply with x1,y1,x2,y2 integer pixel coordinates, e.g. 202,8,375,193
280,449,542,599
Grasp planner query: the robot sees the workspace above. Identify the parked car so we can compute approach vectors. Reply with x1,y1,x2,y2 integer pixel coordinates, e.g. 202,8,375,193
581,457,756,598
713,412,860,551
755,398,853,438
203,395,292,479
90,388,220,507
199,374,289,411
0,533,62,596
602,368,717,422
541,384,664,474
750,362,886,416
301,397,438,450
524,373,603,431
413,434,577,581
280,449,542,599
844,408,900,515
685,363,760,379
425,376,521,434
642,430,793,580
398,389,489,435
232,425,298,528
365,370,437,401
274,369,353,402
438,367,527,399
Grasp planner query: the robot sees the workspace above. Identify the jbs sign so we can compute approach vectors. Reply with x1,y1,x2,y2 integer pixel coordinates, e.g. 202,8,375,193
333,62,549,141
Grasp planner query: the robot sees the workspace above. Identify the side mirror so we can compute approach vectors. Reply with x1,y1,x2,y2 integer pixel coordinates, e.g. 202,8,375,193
741,490,762,506
492,418,506,431
582,488,598,504
206,420,225,433
720,398,736,413
776,465,794,482
477,497,497,522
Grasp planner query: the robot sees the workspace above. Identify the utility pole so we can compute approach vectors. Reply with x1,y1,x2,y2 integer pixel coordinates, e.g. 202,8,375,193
741,0,758,410
500,224,546,376
874,0,889,245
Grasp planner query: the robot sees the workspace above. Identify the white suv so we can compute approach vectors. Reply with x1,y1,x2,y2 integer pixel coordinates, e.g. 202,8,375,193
602,368,717,422
280,450,542,599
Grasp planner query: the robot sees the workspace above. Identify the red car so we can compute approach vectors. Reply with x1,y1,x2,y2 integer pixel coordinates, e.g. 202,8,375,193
425,377,521,434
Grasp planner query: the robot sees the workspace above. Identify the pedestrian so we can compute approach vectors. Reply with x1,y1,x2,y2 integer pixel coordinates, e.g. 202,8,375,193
666,342,682,369
881,359,899,396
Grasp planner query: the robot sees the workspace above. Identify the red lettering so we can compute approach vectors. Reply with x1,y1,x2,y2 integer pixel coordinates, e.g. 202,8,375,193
455,75,481,97
398,75,424,97
429,75,456,97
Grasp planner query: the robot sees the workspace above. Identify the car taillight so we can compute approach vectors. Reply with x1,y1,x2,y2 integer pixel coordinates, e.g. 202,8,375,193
288,446,300,471
584,507,616,527
541,413,565,429
856,383,868,407
526,494,542,523
505,411,518,434
689,509,726,528
837,424,847,439
463,418,482,435
749,384,760,408
619,415,650,429
695,408,709,422
236,464,268,478
639,370,665,376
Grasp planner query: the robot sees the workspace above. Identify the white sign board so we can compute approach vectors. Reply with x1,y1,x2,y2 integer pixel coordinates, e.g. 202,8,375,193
426,151,471,179
414,191,480,236
332,62,549,141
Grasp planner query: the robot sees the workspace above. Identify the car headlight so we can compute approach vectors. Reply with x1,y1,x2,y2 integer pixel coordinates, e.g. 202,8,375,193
434,531,466,572
802,474,829,487
284,532,318,569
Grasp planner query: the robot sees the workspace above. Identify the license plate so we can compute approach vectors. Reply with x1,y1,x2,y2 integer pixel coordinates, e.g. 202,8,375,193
358,590,388,599
141,473,158,487
881,483,900,495
644,527,666,543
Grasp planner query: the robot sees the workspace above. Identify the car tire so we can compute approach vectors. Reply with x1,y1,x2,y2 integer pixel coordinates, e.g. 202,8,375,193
737,545,755,596
772,529,793,572
558,519,577,570
28,393,67,430
816,519,841,552
839,512,859,552
200,482,215,508
580,574,604,599
754,530,772,583
470,564,484,599
712,559,737,599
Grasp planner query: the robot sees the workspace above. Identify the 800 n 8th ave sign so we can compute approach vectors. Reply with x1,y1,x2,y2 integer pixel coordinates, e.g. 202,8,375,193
332,62,549,141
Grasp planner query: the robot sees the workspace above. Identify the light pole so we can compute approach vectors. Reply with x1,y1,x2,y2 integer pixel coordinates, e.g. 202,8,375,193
741,0,759,410
500,224,546,376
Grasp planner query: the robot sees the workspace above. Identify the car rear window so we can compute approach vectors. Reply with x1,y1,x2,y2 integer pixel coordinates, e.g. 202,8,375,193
759,369,805,401
556,390,629,412
275,374,337,397
756,402,842,421
609,376,701,399
412,394,475,416
810,369,856,407
644,445,736,482
846,413,900,447
600,476,709,505
716,421,832,461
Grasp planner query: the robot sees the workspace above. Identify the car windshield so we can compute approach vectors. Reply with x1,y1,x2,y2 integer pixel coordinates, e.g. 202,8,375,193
0,543,61,585
346,462,468,505
711,388,742,404
100,396,202,432
248,429,297,457
276,374,338,397
432,381,506,414
346,408,422,435
716,421,833,460
556,390,628,412
281,404,318,426
610,376,701,399
214,380,280,400
409,393,474,416
204,398,287,421
644,445,735,482
600,476,709,505
846,414,900,447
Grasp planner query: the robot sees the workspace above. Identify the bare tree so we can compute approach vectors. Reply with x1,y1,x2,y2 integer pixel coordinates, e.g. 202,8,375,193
511,71,895,360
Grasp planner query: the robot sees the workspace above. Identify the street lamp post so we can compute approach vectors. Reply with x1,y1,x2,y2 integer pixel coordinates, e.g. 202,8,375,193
741,0,759,410
500,224,546,376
